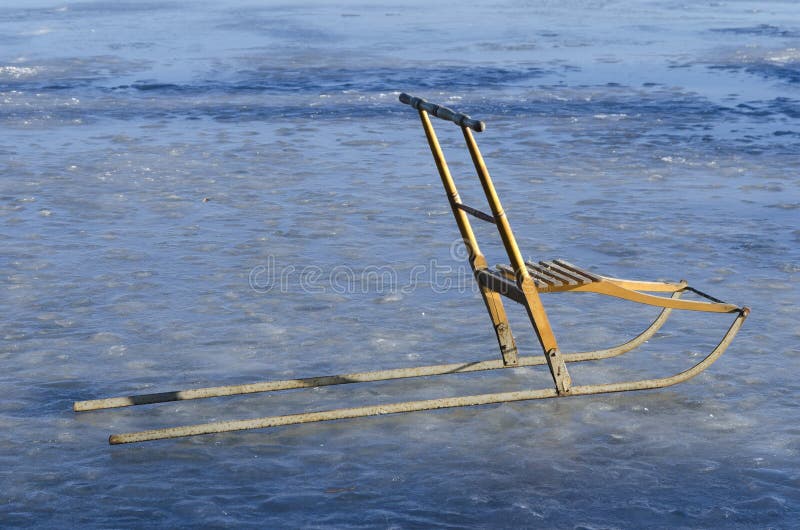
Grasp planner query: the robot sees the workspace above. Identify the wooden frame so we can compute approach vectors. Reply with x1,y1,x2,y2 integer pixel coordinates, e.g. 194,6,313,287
74,93,748,444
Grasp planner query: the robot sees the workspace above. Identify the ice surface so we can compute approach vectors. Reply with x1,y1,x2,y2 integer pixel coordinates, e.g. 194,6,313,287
1,0,798,527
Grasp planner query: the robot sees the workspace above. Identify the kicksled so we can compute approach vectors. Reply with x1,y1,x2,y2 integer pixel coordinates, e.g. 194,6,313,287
74,93,748,444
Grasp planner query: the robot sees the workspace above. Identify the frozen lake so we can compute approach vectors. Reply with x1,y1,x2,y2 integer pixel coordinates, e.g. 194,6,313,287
1,0,798,527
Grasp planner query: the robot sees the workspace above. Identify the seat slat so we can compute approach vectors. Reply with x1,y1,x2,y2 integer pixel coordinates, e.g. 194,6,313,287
540,261,586,284
495,263,514,279
495,264,546,288
552,259,601,282
491,259,599,296
525,261,572,287
523,262,562,286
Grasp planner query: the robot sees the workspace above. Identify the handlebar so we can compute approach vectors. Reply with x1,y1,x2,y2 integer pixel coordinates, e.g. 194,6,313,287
399,93,485,132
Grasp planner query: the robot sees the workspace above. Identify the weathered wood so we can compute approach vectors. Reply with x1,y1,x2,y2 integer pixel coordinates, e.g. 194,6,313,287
495,264,516,280
540,261,585,284
552,259,602,282
525,261,573,286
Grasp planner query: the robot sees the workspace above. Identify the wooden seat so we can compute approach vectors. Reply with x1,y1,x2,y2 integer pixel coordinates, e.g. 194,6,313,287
497,260,599,291
477,259,598,303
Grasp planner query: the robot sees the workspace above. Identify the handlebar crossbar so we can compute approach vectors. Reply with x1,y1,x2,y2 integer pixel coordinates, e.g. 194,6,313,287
399,93,485,132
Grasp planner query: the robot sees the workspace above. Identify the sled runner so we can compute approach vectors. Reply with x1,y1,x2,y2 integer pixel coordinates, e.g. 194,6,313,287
74,93,748,444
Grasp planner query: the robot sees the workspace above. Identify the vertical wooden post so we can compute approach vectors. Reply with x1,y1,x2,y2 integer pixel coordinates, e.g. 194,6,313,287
461,127,571,393
418,110,518,366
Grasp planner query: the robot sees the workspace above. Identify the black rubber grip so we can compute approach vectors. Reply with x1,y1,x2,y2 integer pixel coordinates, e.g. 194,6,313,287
399,93,485,132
